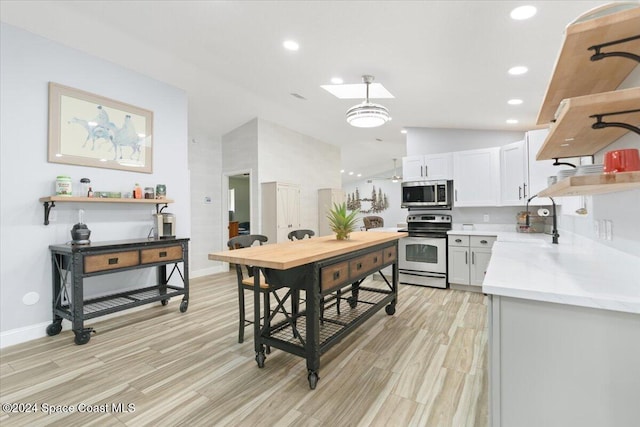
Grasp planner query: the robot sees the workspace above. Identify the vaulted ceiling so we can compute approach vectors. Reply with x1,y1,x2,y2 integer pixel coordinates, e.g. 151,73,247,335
0,0,608,181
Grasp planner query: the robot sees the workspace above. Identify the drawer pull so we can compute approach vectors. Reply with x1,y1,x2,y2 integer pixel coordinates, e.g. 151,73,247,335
480,240,488,244
455,239,462,243
159,251,167,257
333,271,340,280
373,256,378,263
357,262,362,270
108,257,119,265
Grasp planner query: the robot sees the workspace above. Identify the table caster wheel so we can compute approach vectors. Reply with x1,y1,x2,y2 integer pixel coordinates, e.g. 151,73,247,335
161,299,169,306
347,297,357,309
307,371,319,389
256,352,266,368
385,304,396,315
179,300,188,313
74,331,91,345
46,321,62,336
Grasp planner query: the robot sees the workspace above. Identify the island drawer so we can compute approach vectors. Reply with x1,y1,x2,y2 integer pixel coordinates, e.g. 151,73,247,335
470,236,497,248
383,245,397,264
449,235,470,247
349,250,383,278
321,261,350,292
84,250,140,273
141,245,183,264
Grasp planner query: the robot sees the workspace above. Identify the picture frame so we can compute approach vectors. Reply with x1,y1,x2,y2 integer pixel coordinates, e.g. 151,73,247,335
48,82,153,173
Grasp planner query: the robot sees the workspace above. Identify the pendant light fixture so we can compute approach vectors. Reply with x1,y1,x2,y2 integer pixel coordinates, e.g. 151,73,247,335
346,75,391,128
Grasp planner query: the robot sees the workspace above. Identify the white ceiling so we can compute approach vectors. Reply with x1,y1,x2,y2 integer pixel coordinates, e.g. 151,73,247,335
1,0,610,182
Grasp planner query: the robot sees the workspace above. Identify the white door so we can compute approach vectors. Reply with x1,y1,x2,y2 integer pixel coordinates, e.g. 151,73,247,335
453,147,501,207
447,246,470,285
500,140,527,206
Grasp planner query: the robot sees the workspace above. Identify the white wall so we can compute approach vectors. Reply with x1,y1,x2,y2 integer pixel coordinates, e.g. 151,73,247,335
406,128,524,155
188,134,222,275
0,24,190,347
257,118,342,233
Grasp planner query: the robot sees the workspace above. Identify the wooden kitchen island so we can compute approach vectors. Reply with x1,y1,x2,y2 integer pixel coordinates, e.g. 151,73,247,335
208,231,407,389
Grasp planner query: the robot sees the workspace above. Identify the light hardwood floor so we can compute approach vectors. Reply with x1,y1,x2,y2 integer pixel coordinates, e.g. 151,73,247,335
0,272,488,427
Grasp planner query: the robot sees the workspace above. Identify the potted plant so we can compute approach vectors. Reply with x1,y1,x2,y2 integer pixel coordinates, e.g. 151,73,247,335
327,202,359,240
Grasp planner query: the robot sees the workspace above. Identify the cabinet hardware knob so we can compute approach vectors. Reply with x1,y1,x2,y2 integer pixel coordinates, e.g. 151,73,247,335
373,257,378,263
108,257,119,265
480,240,487,244
465,252,468,264
518,186,522,200
455,239,462,243
333,271,340,280
523,183,527,198
357,262,362,270
159,251,167,257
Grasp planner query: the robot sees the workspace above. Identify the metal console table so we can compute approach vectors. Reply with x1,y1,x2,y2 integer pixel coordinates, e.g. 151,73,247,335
209,231,406,389
47,238,190,345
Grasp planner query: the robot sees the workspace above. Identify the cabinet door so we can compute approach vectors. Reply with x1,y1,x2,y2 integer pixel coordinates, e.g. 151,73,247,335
402,156,425,181
453,147,501,207
500,140,528,206
424,153,453,180
470,247,492,286
448,246,470,285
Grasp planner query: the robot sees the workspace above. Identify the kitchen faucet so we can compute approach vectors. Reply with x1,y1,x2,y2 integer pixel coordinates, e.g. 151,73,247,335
525,195,559,244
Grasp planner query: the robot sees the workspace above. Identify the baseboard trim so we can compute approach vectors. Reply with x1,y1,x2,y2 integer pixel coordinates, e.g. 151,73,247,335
1,265,228,349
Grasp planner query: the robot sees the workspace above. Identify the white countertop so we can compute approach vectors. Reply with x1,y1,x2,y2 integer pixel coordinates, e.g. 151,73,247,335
482,232,640,314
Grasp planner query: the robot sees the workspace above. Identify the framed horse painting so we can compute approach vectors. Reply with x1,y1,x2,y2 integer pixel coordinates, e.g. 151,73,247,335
48,82,153,173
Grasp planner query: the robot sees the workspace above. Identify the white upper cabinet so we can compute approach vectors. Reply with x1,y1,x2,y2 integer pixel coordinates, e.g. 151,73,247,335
453,147,501,207
402,153,453,181
500,140,528,206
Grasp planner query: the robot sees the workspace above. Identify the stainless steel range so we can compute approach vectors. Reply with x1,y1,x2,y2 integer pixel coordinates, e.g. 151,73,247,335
399,213,452,288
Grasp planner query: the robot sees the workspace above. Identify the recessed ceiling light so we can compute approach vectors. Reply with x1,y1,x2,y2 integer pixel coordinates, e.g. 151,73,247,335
331,77,343,84
507,99,523,105
348,171,354,176
401,129,407,134
357,173,362,177
510,5,537,20
508,66,528,75
506,119,519,124
283,40,299,51
340,169,345,173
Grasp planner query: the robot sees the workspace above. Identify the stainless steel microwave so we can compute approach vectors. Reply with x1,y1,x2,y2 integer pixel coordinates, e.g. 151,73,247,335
401,180,452,209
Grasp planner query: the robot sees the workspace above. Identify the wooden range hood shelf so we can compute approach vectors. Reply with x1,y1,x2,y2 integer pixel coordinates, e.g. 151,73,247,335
536,5,640,125
536,87,640,161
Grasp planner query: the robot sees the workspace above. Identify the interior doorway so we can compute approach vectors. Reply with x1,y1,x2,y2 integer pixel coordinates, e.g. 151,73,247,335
228,173,251,240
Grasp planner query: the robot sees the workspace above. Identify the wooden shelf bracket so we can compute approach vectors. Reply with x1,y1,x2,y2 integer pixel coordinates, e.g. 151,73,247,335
590,108,640,135
589,34,640,63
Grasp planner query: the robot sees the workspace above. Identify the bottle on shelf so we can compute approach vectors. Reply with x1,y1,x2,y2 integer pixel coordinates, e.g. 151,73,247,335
133,183,142,199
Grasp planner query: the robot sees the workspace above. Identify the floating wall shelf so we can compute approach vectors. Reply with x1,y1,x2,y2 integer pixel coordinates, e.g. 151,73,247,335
538,171,640,197
39,196,174,225
536,6,640,125
536,87,640,161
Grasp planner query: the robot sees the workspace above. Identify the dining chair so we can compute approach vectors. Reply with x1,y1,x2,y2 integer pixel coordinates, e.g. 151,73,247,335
287,229,315,240
227,234,271,347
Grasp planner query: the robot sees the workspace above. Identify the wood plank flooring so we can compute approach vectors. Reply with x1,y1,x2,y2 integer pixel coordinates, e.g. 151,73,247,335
0,272,488,427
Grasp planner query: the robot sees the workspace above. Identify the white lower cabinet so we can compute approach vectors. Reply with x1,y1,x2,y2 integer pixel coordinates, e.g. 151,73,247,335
448,234,496,286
